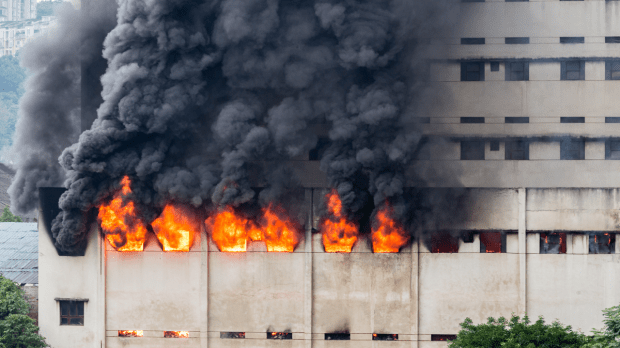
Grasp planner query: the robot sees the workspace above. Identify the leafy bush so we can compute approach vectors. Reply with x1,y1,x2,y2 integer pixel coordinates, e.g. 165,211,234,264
583,305,620,348
0,276,46,347
0,207,21,223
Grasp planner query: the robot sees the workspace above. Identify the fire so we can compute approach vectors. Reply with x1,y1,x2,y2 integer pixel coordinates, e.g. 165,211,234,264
321,190,358,252
118,330,143,337
261,205,299,252
151,204,197,252
98,176,147,251
164,331,189,338
371,203,410,253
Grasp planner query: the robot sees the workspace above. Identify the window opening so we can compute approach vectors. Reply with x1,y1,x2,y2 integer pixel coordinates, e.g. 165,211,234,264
505,117,529,123
59,300,84,326
480,232,506,253
505,140,529,160
373,334,399,341
606,139,620,160
560,37,584,43
461,141,485,160
309,137,330,161
267,332,293,339
431,233,459,253
505,37,530,44
432,334,457,341
220,332,245,339
540,232,567,254
560,138,585,160
460,117,485,124
461,38,485,45
490,141,500,151
505,61,529,81
119,330,143,337
605,60,620,80
589,233,616,254
325,333,350,340
461,62,485,81
561,61,585,80
490,62,500,71
560,117,585,123
605,37,620,43
605,117,620,123
164,331,189,338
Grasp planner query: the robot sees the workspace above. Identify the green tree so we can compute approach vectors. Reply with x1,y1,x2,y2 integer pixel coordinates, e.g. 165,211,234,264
0,276,46,347
449,314,588,348
583,304,620,348
0,56,26,94
0,207,21,223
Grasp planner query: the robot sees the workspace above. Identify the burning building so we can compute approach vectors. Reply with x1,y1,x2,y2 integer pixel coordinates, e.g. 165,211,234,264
16,0,620,347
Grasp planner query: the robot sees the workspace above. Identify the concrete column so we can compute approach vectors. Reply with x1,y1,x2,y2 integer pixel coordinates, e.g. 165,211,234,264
518,188,526,317
412,240,419,348
97,227,105,348
200,227,209,348
304,188,313,348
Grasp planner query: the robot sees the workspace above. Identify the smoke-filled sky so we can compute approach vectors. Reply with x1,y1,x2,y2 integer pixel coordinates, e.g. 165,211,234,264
9,0,458,253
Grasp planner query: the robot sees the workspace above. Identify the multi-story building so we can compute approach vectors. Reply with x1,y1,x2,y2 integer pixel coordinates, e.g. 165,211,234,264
0,0,35,22
0,16,57,56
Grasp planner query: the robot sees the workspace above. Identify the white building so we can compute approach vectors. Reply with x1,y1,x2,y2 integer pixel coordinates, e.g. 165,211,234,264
0,16,56,56
0,0,35,22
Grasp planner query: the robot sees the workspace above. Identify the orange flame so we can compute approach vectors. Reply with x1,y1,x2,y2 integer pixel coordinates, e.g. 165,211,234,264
371,203,410,253
151,204,198,252
262,205,299,252
164,331,189,338
321,190,358,252
98,176,147,251
118,330,143,337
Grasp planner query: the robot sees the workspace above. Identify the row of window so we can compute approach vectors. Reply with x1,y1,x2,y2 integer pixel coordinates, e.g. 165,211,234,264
461,60,620,81
462,37,620,45
460,138,620,160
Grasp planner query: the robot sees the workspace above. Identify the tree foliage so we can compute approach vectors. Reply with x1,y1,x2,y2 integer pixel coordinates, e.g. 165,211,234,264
583,305,620,348
35,1,64,19
0,207,21,223
0,55,25,155
0,56,25,95
449,314,588,348
0,276,46,347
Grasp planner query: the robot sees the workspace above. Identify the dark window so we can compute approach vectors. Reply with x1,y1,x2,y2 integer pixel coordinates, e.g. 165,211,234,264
606,117,620,123
431,233,459,253
461,141,485,160
560,37,584,43
461,117,485,123
267,332,293,340
461,38,485,45
490,62,500,71
505,140,529,160
461,0,485,3
561,61,585,80
605,37,620,43
373,334,398,341
505,37,530,44
480,232,506,253
605,60,620,80
59,300,84,326
505,61,529,81
432,335,458,341
461,62,485,81
605,139,620,160
540,232,567,254
309,137,329,161
220,332,245,339
560,138,585,160
506,0,528,2
325,333,350,340
505,117,529,123
461,230,475,243
490,141,500,151
561,117,585,123
413,117,431,124
589,233,616,254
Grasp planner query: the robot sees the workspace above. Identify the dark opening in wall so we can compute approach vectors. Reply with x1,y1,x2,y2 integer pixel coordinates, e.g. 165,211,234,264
461,230,475,243
490,141,500,151
560,138,585,160
431,233,459,253
220,332,245,339
505,61,529,81
606,117,620,123
505,117,529,124
373,334,398,341
505,37,530,44
560,37,584,43
480,232,506,253
267,332,292,340
461,38,485,45
461,62,485,81
432,334,457,341
605,139,620,159
560,117,585,123
505,139,529,160
561,61,585,80
490,62,500,71
605,60,620,80
460,117,485,123
605,37,620,43
309,137,330,161
461,141,485,160
589,233,616,254
59,300,84,326
325,333,350,340
540,232,567,254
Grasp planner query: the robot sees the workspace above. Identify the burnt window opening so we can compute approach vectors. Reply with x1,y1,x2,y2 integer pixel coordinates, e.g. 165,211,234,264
505,61,529,81
505,117,529,124
461,117,485,124
432,334,458,341
606,117,620,123
373,334,399,341
461,62,485,81
461,141,485,160
560,37,584,43
490,62,500,71
561,60,585,81
267,332,293,340
413,117,431,124
59,300,84,326
309,137,330,161
461,38,485,45
561,117,585,123
461,230,475,243
540,232,567,254
589,233,616,254
505,139,529,160
606,37,620,43
325,333,350,340
164,331,189,338
480,232,507,253
490,141,500,151
605,139,620,160
220,332,245,339
505,37,530,44
431,233,459,253
118,330,143,337
461,0,484,2
605,60,620,80
560,138,585,160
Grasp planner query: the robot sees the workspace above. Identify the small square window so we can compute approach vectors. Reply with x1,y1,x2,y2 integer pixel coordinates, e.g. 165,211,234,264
480,232,506,253
540,232,567,254
461,62,485,81
461,141,485,160
505,117,529,124
561,61,585,80
431,233,459,253
605,60,620,80
605,139,620,160
490,62,500,71
505,61,529,81
589,233,615,254
560,117,585,123
59,300,85,326
560,138,585,160
490,141,500,151
505,140,529,160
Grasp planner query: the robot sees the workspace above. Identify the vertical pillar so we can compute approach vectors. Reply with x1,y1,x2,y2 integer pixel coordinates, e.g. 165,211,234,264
304,188,314,348
200,227,209,348
97,226,106,348
518,188,527,317
412,240,419,348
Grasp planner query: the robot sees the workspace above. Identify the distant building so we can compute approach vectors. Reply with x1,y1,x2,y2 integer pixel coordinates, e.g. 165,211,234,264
0,16,57,56
0,0,36,22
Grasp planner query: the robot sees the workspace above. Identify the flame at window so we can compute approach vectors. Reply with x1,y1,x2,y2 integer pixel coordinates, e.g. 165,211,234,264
371,203,410,253
151,204,198,252
321,190,358,252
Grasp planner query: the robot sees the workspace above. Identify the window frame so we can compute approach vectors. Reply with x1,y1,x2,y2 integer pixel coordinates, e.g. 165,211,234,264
505,139,529,160
461,61,485,81
605,139,620,160
58,300,85,326
560,138,585,160
561,60,585,81
460,140,485,160
540,232,567,254
505,61,529,81
588,232,616,254
605,60,620,80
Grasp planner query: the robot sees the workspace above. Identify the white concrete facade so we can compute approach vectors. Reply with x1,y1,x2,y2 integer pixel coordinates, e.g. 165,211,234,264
0,16,57,56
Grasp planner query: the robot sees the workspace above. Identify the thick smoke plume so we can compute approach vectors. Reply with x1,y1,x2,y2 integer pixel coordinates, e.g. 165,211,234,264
12,0,458,253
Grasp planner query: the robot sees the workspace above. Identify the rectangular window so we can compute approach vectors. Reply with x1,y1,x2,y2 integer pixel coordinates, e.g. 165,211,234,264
606,37,620,43
373,334,398,341
505,117,529,123
461,38,485,45
480,232,506,253
431,233,459,253
461,0,485,3
432,335,458,341
461,62,485,81
505,140,529,160
164,331,189,338
325,333,350,340
560,138,585,160
505,61,529,81
561,117,585,123
461,141,485,160
606,117,620,123
540,232,567,254
561,61,585,80
605,60,620,80
490,141,500,151
605,139,620,159
118,330,143,337
560,37,584,43
59,300,84,326
505,37,530,44
588,233,615,254
220,332,245,339
490,62,500,71
460,117,485,124
267,332,293,339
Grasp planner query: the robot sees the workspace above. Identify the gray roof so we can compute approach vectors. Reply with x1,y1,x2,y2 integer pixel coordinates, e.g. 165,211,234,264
0,222,38,284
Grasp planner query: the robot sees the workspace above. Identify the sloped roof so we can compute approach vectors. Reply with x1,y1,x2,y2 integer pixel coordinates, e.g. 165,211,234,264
0,222,38,284
0,164,14,211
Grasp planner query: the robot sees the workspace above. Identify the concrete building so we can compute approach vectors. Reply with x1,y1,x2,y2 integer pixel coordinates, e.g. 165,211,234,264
36,1,620,348
0,16,56,56
0,0,35,22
